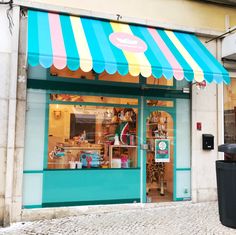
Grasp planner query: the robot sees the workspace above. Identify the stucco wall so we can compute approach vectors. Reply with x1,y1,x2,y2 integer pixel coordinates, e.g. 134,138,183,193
191,82,220,202
0,5,21,226
15,0,236,32
191,37,224,202
0,6,11,226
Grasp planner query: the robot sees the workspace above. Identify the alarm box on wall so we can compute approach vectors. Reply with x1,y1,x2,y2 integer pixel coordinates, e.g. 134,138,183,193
202,134,214,150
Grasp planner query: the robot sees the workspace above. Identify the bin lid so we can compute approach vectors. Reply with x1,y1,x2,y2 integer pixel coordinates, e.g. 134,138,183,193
218,144,236,153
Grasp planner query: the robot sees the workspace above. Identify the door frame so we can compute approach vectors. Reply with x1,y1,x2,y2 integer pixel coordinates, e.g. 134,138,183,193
141,96,176,203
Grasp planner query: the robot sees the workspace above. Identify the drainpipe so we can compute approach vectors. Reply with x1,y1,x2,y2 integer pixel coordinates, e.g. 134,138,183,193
216,38,224,160
3,5,20,227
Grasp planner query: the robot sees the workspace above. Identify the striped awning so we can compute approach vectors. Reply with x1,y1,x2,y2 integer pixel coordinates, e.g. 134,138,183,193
27,10,230,84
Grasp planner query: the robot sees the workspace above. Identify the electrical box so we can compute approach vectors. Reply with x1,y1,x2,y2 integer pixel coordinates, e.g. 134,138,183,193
202,134,214,150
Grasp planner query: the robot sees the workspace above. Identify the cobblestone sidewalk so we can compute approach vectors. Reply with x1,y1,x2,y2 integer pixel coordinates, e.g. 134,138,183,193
0,202,235,235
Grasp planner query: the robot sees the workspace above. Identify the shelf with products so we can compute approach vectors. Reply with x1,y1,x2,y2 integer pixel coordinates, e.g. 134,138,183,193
102,107,137,139
103,118,137,169
102,122,120,127
109,145,138,168
51,144,104,169
146,111,168,139
146,122,159,126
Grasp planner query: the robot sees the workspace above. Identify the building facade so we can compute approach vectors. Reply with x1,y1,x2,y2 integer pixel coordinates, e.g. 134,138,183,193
1,0,236,226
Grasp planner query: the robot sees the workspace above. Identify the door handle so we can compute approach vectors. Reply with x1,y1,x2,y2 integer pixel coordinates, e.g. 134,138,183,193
141,144,149,150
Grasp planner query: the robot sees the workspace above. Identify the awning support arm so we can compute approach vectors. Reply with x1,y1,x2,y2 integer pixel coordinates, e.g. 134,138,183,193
206,26,236,43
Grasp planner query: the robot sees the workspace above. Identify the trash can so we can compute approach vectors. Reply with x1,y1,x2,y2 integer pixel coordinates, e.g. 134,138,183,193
216,144,236,228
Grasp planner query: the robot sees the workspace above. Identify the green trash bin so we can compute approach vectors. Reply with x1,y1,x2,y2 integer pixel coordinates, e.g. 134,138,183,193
216,144,236,228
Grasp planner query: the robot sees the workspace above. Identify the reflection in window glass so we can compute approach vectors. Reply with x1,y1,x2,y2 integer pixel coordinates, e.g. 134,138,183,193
224,80,236,143
48,103,138,169
50,66,95,80
175,79,190,90
146,100,174,107
50,67,140,84
146,76,173,86
50,94,138,105
99,71,139,83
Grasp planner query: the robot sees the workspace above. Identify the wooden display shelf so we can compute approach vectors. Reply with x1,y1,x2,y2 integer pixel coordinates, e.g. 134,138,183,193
147,123,158,126
109,145,138,168
111,145,137,148
64,146,103,151
59,145,104,169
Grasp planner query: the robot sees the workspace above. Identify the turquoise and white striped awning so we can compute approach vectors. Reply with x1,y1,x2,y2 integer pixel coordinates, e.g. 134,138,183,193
27,10,230,84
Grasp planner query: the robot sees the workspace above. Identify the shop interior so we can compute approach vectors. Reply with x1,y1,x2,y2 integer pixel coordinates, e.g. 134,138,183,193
48,95,138,170
145,110,174,203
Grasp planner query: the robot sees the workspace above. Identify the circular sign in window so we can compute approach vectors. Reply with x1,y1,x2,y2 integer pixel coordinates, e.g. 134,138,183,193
109,32,147,53
158,141,167,150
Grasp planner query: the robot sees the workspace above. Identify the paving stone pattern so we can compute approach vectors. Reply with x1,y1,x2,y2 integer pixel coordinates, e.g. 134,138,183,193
0,202,236,235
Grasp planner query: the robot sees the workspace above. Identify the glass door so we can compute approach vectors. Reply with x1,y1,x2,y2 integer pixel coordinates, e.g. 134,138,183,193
143,99,175,203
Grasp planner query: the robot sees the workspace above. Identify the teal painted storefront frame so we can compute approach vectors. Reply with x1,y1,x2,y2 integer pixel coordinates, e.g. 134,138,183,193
142,97,177,202
142,97,191,202
27,67,190,99
24,67,191,208
23,205,42,209
27,78,190,99
41,87,143,206
43,93,50,169
42,199,140,207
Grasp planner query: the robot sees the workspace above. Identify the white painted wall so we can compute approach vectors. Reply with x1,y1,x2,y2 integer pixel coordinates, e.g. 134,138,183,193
0,5,21,226
14,0,236,33
0,5,11,226
191,38,224,202
192,83,219,202
0,7,11,53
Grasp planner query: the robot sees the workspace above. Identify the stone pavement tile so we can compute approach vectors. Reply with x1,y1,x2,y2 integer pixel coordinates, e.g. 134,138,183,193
0,202,236,235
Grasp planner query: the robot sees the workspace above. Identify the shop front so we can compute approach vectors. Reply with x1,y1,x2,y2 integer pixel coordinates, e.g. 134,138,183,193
22,10,229,208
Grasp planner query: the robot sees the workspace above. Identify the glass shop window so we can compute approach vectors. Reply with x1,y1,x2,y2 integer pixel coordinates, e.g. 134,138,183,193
50,66,95,80
224,79,236,143
146,75,173,86
50,67,139,83
98,71,139,83
50,94,138,105
48,95,138,169
146,99,174,107
29,65,190,90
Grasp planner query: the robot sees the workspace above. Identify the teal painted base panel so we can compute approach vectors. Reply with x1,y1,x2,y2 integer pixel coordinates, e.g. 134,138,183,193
44,168,140,171
23,205,42,209
42,199,140,208
175,197,191,201
43,169,140,204
23,170,44,174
